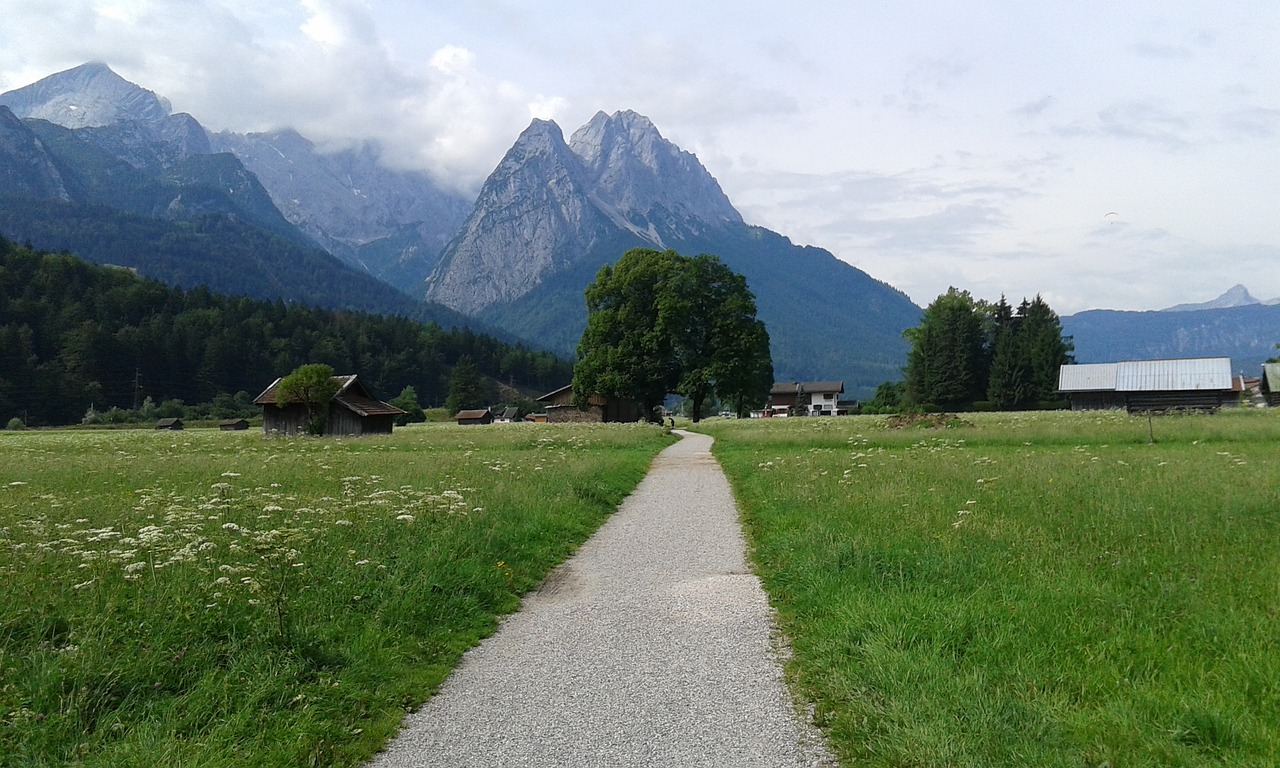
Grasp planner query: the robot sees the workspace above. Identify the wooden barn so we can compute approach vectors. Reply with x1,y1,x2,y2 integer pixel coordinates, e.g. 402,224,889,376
253,374,405,436
536,384,646,423
455,409,494,425
1058,357,1240,413
155,418,184,430
1263,363,1280,407
218,418,250,431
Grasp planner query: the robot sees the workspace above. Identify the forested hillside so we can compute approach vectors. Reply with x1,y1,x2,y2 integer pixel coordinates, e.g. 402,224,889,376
0,239,572,426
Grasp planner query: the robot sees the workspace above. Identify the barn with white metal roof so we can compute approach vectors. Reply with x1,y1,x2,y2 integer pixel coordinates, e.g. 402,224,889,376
1058,357,1241,412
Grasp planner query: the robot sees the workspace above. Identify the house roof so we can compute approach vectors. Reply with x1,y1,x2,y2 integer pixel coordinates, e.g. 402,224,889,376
769,381,845,395
455,409,491,420
1059,358,1234,393
253,374,405,416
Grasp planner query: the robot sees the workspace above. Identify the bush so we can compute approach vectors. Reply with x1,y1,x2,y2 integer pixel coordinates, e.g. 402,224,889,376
6,417,25,431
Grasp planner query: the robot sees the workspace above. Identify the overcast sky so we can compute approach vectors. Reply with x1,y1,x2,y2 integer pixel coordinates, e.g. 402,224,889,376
2,1,1277,313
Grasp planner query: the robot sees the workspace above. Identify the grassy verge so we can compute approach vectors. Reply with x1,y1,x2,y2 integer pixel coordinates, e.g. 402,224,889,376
0,422,672,766
699,409,1280,767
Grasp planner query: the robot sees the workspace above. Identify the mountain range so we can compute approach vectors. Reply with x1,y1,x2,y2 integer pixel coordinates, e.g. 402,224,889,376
2,63,1276,389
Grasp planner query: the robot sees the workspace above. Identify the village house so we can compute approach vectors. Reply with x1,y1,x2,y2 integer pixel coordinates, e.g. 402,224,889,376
765,381,846,417
253,374,404,436
536,384,646,423
1057,357,1242,413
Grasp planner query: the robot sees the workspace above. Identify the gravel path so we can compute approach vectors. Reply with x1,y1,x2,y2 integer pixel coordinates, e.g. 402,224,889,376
366,430,834,767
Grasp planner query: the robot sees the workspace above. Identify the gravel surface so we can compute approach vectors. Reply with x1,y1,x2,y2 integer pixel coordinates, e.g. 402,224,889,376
366,430,834,767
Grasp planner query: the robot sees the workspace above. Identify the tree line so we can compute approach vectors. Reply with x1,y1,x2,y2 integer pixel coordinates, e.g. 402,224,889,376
0,238,573,427
870,288,1074,412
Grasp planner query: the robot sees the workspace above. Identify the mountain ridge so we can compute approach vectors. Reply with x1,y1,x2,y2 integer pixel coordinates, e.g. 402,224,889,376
430,109,922,394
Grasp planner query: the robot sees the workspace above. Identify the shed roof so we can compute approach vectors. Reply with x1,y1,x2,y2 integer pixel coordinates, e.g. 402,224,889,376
536,384,573,402
1114,357,1232,392
455,409,491,420
1059,358,1234,393
1263,363,1280,392
253,374,404,416
1058,363,1118,392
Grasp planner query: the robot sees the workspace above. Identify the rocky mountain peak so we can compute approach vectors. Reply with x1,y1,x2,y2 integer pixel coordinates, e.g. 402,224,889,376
568,109,742,229
1162,284,1265,312
0,62,171,128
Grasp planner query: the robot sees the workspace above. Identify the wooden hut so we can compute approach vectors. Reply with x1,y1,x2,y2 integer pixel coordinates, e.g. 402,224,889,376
1263,363,1280,407
155,418,184,430
536,385,645,423
1058,358,1239,412
218,418,250,431
455,409,494,425
253,374,405,436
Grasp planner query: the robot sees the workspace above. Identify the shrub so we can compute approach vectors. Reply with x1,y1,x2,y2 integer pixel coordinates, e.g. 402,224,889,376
5,417,25,431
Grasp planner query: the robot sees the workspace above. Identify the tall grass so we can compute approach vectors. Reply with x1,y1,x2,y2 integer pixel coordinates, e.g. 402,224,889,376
701,409,1280,767
0,423,672,766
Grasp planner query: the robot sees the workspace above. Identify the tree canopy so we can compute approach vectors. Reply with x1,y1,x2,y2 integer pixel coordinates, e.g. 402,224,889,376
573,248,772,422
275,364,340,435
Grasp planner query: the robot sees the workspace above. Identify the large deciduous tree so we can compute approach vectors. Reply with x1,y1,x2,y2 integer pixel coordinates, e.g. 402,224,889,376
574,248,772,422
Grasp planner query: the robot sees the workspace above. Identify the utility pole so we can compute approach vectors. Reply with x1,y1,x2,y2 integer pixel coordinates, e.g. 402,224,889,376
133,368,141,410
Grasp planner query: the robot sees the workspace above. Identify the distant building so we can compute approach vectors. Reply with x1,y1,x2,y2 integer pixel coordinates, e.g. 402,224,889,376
1262,363,1280,407
766,381,845,416
253,374,404,436
155,418,184,430
494,406,520,423
455,409,494,425
536,385,646,423
1058,357,1240,412
218,418,250,431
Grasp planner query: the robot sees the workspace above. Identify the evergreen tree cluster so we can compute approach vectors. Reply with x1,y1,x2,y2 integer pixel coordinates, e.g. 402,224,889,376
0,239,572,426
904,288,1074,411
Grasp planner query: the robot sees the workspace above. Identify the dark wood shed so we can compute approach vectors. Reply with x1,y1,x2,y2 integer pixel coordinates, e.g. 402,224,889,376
536,385,645,423
1058,358,1239,412
253,374,405,436
1263,363,1280,407
218,418,250,431
455,409,494,425
155,418,184,430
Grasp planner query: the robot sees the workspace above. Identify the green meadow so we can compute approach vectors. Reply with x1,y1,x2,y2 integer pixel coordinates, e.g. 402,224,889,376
0,423,672,766
699,409,1280,767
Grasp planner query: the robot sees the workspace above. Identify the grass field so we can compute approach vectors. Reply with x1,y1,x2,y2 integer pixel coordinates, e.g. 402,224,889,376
699,409,1280,767
0,422,672,767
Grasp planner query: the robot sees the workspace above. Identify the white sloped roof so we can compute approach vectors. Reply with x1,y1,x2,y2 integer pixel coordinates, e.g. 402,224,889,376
1114,357,1233,391
1058,363,1118,392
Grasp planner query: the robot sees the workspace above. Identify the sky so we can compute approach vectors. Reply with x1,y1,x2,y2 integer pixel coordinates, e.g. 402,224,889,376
2,0,1277,314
